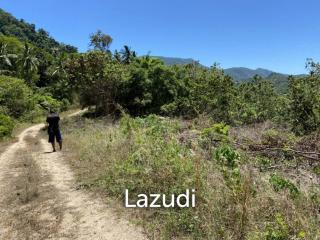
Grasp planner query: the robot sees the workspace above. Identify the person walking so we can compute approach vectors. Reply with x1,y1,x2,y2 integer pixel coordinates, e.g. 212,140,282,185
46,109,62,152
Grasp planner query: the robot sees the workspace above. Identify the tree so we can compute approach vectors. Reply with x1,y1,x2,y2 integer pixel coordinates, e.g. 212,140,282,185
89,30,113,52
18,42,39,86
65,51,126,114
119,56,176,115
235,75,278,124
119,45,136,64
0,42,17,68
288,60,320,134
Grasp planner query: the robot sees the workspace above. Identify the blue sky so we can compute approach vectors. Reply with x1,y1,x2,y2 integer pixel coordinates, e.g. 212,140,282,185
1,0,319,74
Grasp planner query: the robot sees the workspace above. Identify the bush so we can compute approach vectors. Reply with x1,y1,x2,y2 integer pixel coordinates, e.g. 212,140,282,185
269,174,299,198
0,114,14,138
265,213,290,240
0,75,33,118
288,75,320,134
213,144,240,168
30,94,63,111
200,123,230,152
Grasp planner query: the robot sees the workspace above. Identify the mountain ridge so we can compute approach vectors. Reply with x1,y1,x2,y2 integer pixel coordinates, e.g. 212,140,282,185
155,56,308,93
155,56,294,78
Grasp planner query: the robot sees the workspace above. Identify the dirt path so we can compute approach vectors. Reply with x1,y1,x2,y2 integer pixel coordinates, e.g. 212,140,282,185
0,113,146,240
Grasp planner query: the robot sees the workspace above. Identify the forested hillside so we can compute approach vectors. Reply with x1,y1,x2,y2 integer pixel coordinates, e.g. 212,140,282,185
0,8,77,53
0,8,319,240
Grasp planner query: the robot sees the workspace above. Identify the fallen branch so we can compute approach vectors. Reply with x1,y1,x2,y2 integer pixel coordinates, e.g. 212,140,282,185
235,142,319,161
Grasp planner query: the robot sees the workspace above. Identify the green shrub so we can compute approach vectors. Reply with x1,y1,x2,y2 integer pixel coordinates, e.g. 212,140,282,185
200,123,230,152
265,214,290,240
256,156,272,172
31,94,63,111
262,213,306,240
213,144,240,169
288,74,320,134
313,166,320,176
0,114,14,138
202,123,229,138
212,122,229,135
309,187,320,213
0,75,33,118
269,174,299,198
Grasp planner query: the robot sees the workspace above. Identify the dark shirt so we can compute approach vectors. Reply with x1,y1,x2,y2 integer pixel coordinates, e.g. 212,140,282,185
46,113,60,132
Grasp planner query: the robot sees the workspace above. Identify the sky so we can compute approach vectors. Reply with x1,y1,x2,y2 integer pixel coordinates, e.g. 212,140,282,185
1,0,320,74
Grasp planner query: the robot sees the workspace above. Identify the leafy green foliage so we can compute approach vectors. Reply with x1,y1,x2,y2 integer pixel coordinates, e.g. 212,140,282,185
89,30,112,53
0,75,32,118
0,74,65,125
256,156,272,171
17,42,39,86
200,123,230,152
269,174,299,198
265,213,290,240
235,75,279,124
62,113,320,239
120,56,178,115
0,113,14,138
65,51,126,114
288,73,320,134
213,144,240,168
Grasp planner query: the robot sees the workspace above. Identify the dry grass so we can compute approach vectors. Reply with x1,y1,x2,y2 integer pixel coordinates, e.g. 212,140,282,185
61,115,320,239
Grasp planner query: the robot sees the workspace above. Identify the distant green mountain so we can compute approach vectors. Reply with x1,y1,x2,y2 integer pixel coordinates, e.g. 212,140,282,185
155,56,197,65
155,57,276,80
0,8,77,53
264,72,290,93
224,67,273,80
234,72,307,93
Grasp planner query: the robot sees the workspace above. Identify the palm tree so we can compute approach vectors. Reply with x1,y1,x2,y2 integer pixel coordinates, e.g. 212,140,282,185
120,45,136,64
0,43,17,74
52,54,67,78
135,55,162,68
18,42,39,85
113,50,122,63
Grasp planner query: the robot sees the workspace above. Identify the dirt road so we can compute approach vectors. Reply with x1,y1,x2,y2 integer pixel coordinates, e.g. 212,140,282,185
0,112,146,240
